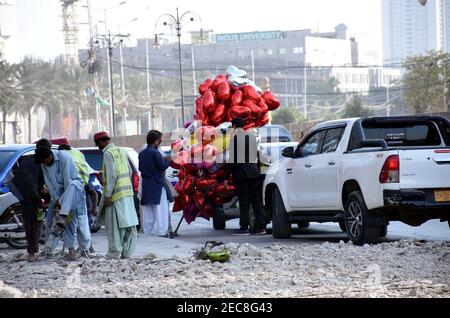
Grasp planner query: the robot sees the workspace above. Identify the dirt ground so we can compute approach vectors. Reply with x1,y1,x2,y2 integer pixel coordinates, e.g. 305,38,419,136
1,239,449,298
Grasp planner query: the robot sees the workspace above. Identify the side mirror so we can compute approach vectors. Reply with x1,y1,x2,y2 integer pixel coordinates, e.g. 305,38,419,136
282,147,295,158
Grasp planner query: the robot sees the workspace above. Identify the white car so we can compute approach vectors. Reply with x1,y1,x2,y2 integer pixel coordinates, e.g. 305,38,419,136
263,116,450,245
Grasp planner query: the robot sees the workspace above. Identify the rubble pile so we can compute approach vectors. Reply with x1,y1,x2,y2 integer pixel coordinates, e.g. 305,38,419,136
0,239,448,298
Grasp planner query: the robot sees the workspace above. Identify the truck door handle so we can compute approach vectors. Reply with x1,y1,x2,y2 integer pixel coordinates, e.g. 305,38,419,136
305,164,312,168
328,161,336,166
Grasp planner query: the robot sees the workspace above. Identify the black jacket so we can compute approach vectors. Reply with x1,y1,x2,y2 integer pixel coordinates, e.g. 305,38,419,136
225,129,261,182
11,156,44,204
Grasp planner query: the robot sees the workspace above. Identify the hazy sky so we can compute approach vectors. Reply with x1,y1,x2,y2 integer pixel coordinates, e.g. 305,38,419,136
14,0,382,61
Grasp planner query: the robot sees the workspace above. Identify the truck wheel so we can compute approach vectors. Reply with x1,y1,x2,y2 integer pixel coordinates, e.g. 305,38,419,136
379,224,388,238
297,222,310,229
344,191,382,245
213,212,226,230
271,189,291,239
338,221,346,232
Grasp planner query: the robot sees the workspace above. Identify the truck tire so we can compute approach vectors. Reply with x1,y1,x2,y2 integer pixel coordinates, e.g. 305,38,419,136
338,221,346,232
344,191,382,245
213,213,226,230
271,189,291,239
379,224,388,238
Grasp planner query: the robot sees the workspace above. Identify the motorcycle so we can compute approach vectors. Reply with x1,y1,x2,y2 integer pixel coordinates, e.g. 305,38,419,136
0,192,28,249
0,192,47,250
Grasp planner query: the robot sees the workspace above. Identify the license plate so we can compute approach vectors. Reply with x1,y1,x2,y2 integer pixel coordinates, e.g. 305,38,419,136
434,190,450,203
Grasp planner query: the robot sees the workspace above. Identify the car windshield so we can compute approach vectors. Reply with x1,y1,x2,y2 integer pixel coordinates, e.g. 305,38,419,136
83,152,103,171
0,151,16,172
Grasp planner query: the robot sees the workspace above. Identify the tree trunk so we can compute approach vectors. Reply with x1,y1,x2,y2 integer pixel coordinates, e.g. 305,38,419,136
47,106,52,140
28,111,32,143
77,104,81,140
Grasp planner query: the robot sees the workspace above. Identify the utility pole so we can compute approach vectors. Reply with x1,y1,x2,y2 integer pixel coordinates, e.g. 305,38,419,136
251,49,255,82
119,39,126,135
108,32,115,136
85,1,127,134
146,38,151,99
94,32,127,136
191,44,197,95
86,0,101,132
304,61,308,119
386,85,391,116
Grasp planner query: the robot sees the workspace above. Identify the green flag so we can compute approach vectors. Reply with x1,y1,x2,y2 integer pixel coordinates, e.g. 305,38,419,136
96,96,109,106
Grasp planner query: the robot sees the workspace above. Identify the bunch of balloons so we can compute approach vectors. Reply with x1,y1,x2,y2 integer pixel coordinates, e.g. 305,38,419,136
171,66,281,224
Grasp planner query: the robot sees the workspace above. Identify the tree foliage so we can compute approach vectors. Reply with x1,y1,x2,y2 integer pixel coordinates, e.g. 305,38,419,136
342,95,374,118
403,51,450,114
272,105,305,125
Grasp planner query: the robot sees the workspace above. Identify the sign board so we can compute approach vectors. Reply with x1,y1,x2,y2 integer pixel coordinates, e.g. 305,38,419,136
215,31,283,43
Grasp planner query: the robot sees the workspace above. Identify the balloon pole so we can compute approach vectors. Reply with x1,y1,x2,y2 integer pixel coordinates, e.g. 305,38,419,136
173,216,184,236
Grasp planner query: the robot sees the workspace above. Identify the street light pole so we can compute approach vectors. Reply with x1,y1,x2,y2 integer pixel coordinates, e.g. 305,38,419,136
154,8,203,127
176,9,185,125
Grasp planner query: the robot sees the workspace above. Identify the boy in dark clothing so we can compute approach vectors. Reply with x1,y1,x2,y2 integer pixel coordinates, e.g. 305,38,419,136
10,156,45,262
224,118,266,236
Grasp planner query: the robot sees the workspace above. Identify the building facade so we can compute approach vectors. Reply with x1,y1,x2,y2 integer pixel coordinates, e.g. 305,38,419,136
382,0,450,64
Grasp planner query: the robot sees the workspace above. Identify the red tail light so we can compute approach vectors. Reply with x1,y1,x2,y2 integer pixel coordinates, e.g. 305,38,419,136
379,155,400,184
435,150,450,154
132,172,140,193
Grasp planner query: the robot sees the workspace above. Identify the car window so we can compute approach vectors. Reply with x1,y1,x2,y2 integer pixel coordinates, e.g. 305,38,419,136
83,152,103,171
297,131,326,158
321,128,344,154
362,121,442,147
0,151,16,172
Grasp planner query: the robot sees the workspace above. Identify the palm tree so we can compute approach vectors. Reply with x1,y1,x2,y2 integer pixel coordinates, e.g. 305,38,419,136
149,76,178,102
15,59,52,142
60,66,89,139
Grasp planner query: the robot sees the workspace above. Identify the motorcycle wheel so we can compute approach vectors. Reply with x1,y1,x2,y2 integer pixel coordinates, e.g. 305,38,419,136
4,208,28,250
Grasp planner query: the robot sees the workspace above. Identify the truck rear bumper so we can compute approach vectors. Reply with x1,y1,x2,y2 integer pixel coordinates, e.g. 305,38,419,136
384,189,450,209
382,190,450,225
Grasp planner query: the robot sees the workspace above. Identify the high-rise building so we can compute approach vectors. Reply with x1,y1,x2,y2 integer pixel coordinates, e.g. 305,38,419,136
437,0,450,51
0,0,20,63
382,0,450,64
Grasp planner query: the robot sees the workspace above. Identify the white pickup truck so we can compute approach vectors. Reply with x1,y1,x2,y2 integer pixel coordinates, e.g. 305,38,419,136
263,116,450,245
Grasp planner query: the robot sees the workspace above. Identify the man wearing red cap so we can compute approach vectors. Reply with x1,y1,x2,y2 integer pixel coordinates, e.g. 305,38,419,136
94,132,138,259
